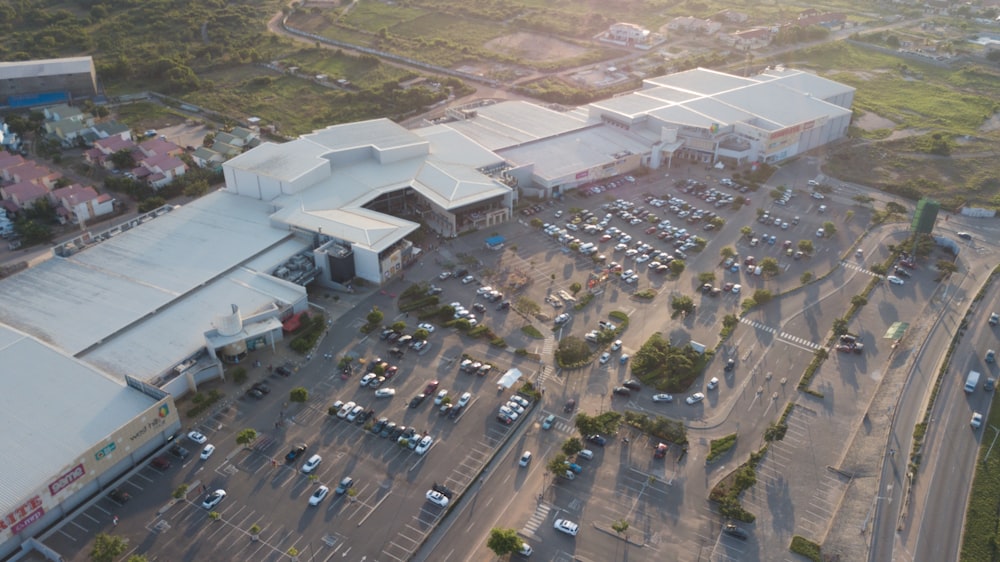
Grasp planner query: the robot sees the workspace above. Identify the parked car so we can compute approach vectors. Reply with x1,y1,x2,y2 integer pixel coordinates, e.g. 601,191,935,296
622,379,642,391
612,386,631,397
285,443,307,462
723,523,749,540
652,393,673,403
587,434,607,447
108,488,131,504
335,476,354,495
200,444,216,460
169,444,190,459
188,431,207,444
426,490,449,507
415,435,434,455
309,485,330,506
554,519,580,536
301,454,322,473
542,414,556,430
686,393,705,405
201,489,226,510
150,455,172,470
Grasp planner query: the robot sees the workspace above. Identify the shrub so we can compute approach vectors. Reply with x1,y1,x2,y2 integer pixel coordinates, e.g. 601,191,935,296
490,337,507,348
289,387,309,403
634,289,656,299
521,325,544,339
789,536,822,562
706,433,738,463
230,367,247,384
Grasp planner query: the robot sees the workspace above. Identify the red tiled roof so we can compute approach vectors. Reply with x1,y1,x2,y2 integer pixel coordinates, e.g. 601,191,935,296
3,180,49,202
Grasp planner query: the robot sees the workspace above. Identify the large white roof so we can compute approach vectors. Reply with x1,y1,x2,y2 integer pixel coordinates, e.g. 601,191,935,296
497,124,651,183
0,327,155,515
442,101,590,151
0,191,307,381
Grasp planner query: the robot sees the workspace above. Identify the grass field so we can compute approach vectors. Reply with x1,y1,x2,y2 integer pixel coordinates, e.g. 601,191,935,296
960,389,1000,561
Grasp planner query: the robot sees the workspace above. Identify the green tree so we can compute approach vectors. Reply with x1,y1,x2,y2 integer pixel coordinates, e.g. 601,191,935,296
390,320,406,332
832,317,849,336
759,257,780,277
236,428,258,448
413,328,429,340
486,527,523,556
562,437,584,457
697,272,716,285
569,282,582,295
845,210,854,222
851,295,868,308
752,289,773,304
90,533,128,562
800,271,813,284
853,194,874,205
720,246,736,260
936,260,958,276
546,452,569,476
289,387,308,403
885,201,907,215
367,307,384,326
797,240,814,254
109,149,135,170
172,484,189,499
556,335,590,366
611,519,630,538
669,259,686,277
822,221,837,236
126,556,149,562
871,263,887,275
740,226,753,238
530,218,543,228
671,295,696,318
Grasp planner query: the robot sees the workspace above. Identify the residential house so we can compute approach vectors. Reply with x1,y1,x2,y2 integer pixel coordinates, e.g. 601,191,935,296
136,153,187,189
608,23,649,44
1,181,49,211
721,28,773,49
228,126,259,148
43,104,86,123
0,153,25,175
5,161,61,189
48,184,114,224
45,118,93,147
138,137,184,159
91,121,132,142
714,10,749,23
211,141,242,159
85,136,138,170
211,131,241,149
191,146,225,169
0,121,22,152
667,16,722,34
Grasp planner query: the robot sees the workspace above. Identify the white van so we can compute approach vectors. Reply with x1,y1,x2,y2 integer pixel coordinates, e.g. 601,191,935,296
577,449,594,460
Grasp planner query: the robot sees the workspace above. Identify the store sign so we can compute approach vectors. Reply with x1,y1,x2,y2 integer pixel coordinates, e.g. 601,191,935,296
49,464,86,496
0,496,44,534
95,442,116,461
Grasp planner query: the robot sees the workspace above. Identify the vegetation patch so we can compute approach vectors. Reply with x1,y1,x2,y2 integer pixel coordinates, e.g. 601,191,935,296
186,389,224,418
521,325,544,339
789,535,822,562
706,433,738,463
623,411,687,445
631,332,708,392
709,446,767,523
633,289,656,300
290,313,327,354
556,335,592,368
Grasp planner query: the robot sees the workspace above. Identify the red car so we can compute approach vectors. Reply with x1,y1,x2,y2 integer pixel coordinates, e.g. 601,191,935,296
424,380,440,394
150,456,172,470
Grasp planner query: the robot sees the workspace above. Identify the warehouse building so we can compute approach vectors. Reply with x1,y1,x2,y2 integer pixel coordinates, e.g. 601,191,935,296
0,57,98,108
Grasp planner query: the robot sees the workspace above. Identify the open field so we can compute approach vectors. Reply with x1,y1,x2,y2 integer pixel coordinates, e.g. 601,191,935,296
788,42,1000,209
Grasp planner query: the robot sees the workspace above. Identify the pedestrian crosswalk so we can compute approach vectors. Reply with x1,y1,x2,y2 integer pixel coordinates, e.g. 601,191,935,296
740,318,776,334
840,260,883,278
739,317,823,351
521,502,551,535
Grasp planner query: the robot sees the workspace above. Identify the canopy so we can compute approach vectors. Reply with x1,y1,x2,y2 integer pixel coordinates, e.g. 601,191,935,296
497,368,523,389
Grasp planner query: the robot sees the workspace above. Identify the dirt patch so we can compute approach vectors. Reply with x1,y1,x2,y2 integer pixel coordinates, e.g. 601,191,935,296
979,112,1000,133
483,32,587,62
853,111,896,131
158,122,213,150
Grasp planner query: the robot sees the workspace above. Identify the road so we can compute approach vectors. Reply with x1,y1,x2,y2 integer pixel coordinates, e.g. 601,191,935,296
869,229,1000,562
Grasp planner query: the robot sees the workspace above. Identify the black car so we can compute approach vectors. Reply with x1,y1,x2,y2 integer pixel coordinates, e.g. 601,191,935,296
612,386,631,397
379,422,397,438
252,382,271,394
285,443,307,462
564,399,576,413
724,358,736,372
497,300,511,311
150,455,172,470
380,328,395,340
622,379,642,391
372,418,388,434
356,409,374,424
722,523,749,540
588,434,607,447
409,394,426,408
247,388,265,399
893,267,911,278
169,444,190,459
472,303,487,313
454,268,469,277
389,346,405,357
275,366,293,377
958,232,973,240
432,482,455,498
108,488,131,504
448,404,465,419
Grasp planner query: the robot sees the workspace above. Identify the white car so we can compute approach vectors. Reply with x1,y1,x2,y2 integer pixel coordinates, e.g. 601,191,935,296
519,451,532,467
457,392,472,407
374,388,396,398
510,395,530,408
599,352,611,364
506,401,525,415
415,435,434,455
476,286,493,295
636,254,651,264
686,392,705,405
188,431,207,444
426,489,449,507
461,275,475,284
707,377,719,390
417,322,436,333
972,412,984,428
652,394,673,403
309,485,330,506
201,489,226,510
554,313,571,325
346,405,364,422
732,284,742,294
887,275,905,285
200,444,215,460
337,401,356,419
611,340,622,351
498,406,519,421
434,389,449,405
816,228,825,237
360,373,377,387
554,518,579,536
301,454,322,473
